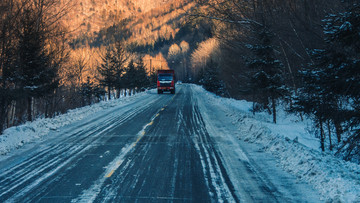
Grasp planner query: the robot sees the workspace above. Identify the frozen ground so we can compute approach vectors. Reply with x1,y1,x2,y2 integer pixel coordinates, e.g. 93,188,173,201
0,84,359,202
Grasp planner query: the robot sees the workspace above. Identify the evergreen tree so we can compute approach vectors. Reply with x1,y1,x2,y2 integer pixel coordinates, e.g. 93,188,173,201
97,48,116,100
17,9,59,122
0,11,17,132
80,77,106,105
80,77,94,105
123,60,137,96
247,28,288,123
134,57,150,91
293,49,341,151
294,4,360,156
149,71,158,87
199,59,225,96
326,4,360,158
112,42,127,98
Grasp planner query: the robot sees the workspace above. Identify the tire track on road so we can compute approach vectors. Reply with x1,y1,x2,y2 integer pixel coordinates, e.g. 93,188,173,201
0,93,168,202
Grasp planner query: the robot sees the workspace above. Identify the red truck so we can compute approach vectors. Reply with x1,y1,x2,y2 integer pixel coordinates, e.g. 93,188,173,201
157,70,175,94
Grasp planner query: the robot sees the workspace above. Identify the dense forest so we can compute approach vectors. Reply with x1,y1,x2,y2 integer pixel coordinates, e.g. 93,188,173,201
1,0,360,163
192,0,360,162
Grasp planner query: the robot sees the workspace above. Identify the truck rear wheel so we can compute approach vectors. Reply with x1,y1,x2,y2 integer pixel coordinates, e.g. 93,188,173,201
171,89,175,94
157,90,162,94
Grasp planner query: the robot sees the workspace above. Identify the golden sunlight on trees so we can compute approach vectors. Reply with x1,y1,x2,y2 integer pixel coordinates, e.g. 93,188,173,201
61,47,102,87
60,0,130,36
190,38,220,75
167,41,191,80
143,53,169,73
123,1,195,51
180,41,190,54
168,43,181,59
71,49,90,87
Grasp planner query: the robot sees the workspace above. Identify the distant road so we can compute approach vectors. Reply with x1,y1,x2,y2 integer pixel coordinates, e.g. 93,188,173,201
0,84,320,202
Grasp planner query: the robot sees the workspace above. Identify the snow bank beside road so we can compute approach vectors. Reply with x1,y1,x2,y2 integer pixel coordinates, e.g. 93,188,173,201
192,84,360,202
0,90,153,156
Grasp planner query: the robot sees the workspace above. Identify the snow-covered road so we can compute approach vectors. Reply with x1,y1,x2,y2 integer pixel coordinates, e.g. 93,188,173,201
0,84,357,202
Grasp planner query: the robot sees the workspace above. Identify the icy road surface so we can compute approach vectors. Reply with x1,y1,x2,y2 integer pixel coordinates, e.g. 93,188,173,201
0,84,321,202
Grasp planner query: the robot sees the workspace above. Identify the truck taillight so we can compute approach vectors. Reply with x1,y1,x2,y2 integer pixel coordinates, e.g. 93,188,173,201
171,80,174,86
157,81,160,87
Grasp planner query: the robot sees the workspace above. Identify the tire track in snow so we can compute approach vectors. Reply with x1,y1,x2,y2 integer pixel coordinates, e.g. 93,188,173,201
1,119,122,201
70,99,169,203
190,101,239,202
0,94,165,201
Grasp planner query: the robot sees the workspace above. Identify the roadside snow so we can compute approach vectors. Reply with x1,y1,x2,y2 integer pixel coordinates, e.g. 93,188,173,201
0,90,154,156
192,84,360,202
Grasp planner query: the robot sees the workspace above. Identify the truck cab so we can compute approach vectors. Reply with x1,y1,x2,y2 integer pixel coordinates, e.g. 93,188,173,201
157,70,175,94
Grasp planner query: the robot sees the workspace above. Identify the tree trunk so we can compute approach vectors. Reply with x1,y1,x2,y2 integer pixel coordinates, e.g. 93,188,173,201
334,120,342,143
252,102,256,115
0,97,6,133
327,120,333,151
272,97,277,124
252,93,256,115
116,88,120,98
27,96,32,122
108,85,111,100
45,99,49,118
8,101,15,128
320,119,325,151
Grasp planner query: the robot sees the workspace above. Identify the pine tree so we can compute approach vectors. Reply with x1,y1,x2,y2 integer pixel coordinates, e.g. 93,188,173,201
80,77,94,105
199,59,225,96
134,57,150,91
123,60,137,96
97,48,116,100
323,4,360,158
247,28,288,123
149,71,158,87
1,0,68,131
112,42,127,98
0,6,17,132
293,49,340,151
17,9,59,122
294,4,360,156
